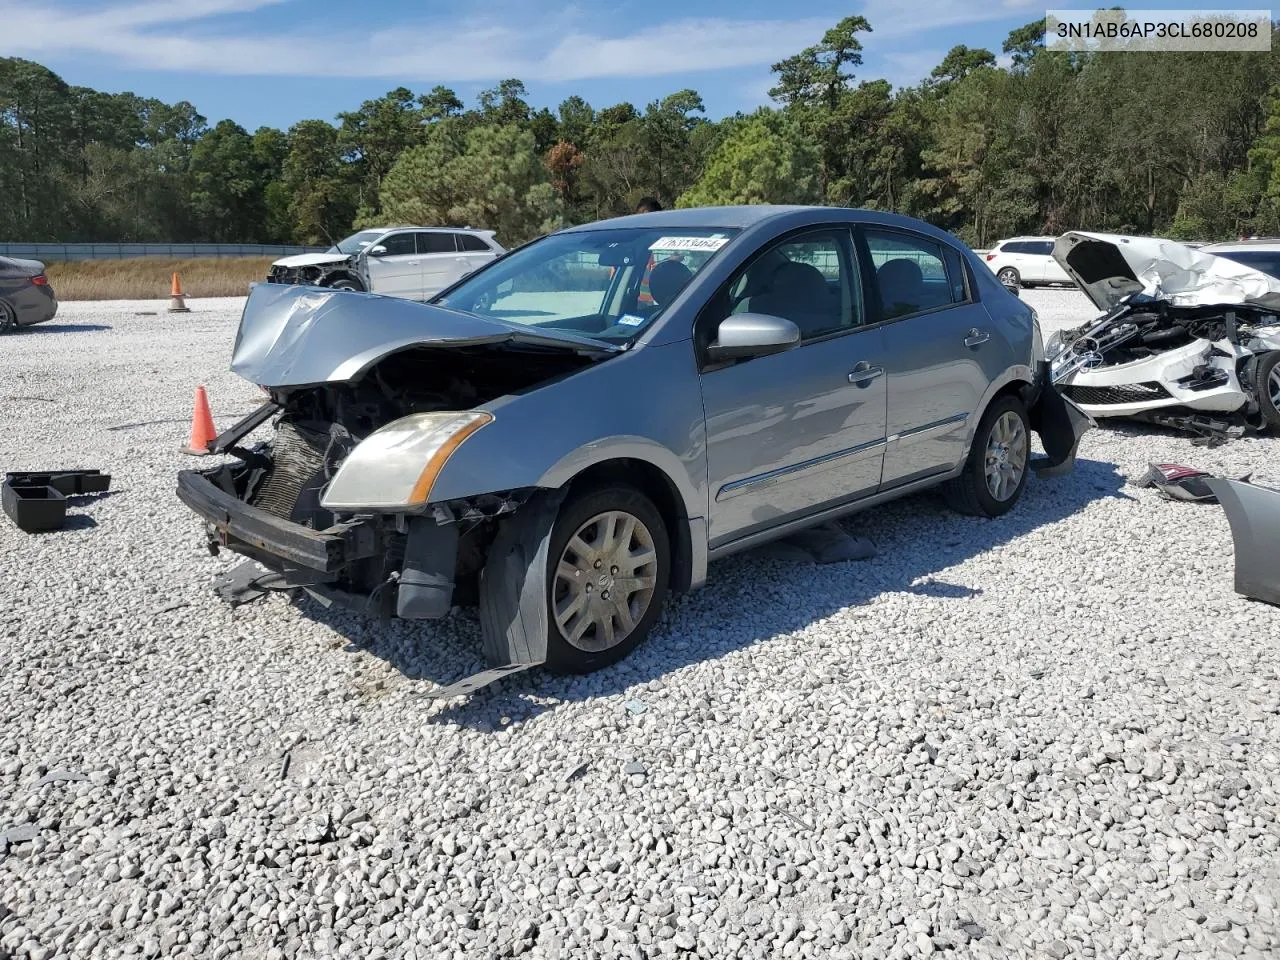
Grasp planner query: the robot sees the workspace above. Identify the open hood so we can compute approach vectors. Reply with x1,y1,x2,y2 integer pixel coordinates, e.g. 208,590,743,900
230,282,619,388
271,252,352,269
1052,231,1280,311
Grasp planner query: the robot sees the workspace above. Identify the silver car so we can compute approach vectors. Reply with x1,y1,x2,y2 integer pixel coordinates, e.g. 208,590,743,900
178,206,1091,695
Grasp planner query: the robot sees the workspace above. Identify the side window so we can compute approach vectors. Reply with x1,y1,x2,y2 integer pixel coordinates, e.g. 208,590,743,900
457,233,490,252
724,229,861,342
377,233,417,256
1003,241,1027,254
864,229,959,320
1031,241,1055,256
417,232,457,254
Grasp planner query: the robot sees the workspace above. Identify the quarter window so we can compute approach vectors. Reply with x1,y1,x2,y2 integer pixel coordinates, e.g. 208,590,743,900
864,229,964,320
457,233,490,252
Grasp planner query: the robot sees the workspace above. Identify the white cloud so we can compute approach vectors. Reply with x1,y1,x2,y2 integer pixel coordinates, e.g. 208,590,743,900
0,0,835,83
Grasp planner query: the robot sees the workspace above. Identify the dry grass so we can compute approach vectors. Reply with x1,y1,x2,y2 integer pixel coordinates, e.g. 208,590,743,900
45,257,276,301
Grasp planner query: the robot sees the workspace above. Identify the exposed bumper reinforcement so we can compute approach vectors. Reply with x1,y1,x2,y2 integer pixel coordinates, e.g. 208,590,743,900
176,468,378,574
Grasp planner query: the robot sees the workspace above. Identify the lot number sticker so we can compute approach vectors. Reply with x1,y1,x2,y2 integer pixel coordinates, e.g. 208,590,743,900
649,236,729,252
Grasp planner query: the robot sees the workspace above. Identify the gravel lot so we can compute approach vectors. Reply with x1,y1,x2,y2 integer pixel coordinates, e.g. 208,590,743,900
2,288,1278,960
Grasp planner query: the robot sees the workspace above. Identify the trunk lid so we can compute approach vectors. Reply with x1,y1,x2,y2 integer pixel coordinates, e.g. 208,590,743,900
231,282,619,388
1052,231,1280,311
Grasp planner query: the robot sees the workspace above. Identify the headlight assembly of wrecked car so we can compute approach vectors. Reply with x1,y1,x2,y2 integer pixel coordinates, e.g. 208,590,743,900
177,205,1093,698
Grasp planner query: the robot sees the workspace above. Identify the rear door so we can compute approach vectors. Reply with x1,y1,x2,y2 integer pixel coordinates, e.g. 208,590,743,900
455,232,500,281
416,232,460,299
862,227,1005,488
1034,239,1070,283
363,231,420,296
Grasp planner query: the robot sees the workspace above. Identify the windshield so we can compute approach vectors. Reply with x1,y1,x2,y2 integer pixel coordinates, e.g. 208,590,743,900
434,227,738,343
329,230,385,255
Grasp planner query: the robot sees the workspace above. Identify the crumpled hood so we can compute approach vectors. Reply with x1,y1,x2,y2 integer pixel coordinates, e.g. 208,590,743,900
230,282,618,388
271,252,351,269
2,255,47,276
1053,231,1280,311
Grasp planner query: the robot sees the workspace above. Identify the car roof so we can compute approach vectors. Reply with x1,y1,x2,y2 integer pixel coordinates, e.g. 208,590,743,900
995,236,1057,243
1200,239,1280,251
370,226,496,235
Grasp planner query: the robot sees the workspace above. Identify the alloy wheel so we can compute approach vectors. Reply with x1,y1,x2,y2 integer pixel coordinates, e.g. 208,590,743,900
984,411,1028,501
552,510,659,653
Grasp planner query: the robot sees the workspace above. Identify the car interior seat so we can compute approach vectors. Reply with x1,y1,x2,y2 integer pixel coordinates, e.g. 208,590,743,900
747,260,836,338
877,258,925,319
648,259,695,309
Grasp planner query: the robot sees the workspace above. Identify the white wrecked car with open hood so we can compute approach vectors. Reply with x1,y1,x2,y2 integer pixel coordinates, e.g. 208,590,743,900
1045,231,1280,441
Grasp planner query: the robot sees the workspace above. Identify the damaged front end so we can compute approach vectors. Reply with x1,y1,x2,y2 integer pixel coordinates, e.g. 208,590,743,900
177,283,609,620
1044,232,1280,442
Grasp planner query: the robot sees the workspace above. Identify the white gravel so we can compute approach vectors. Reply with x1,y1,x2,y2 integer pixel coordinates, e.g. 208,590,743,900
2,291,1278,960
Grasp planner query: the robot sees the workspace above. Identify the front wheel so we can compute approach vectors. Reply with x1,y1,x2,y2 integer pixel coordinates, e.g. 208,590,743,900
327,277,362,292
1255,351,1280,429
544,486,670,674
944,395,1031,517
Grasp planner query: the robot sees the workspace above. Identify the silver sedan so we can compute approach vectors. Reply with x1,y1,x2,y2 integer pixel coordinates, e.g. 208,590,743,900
178,206,1091,695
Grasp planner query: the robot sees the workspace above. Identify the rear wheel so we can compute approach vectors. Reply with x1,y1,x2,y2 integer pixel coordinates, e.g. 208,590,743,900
996,267,1020,288
944,395,1031,517
1256,351,1280,429
0,299,17,334
544,486,670,674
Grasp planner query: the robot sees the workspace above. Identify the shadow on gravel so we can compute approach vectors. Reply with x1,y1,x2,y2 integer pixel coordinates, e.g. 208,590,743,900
24,323,113,333
303,455,1128,727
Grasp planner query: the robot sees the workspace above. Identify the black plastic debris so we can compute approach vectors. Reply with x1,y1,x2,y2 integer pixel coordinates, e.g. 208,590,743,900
5,469,111,496
2,470,112,533
1135,462,1252,503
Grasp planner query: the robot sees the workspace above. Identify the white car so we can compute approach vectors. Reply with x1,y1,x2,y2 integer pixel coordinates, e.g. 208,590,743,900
983,236,1074,288
1196,239,1280,281
267,227,505,300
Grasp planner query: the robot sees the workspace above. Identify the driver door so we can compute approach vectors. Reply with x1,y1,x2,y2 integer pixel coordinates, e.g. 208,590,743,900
363,231,420,297
697,227,889,548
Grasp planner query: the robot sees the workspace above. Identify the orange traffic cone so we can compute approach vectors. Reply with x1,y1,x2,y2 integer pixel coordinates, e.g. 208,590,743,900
182,386,217,455
168,272,190,313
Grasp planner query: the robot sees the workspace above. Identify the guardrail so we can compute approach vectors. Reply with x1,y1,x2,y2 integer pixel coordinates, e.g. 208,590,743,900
0,243,329,261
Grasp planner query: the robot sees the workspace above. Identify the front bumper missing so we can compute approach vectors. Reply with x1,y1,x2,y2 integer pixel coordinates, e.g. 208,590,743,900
176,468,379,576
1027,361,1095,477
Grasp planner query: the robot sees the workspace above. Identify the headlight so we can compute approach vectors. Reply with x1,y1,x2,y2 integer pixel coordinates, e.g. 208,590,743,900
319,412,493,511
1031,311,1044,363
1044,330,1065,359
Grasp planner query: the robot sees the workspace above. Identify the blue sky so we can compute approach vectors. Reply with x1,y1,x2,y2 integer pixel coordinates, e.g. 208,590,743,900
0,0,1222,131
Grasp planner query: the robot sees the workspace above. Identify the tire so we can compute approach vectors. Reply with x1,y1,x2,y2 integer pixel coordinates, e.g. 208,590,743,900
327,277,362,292
944,395,1031,517
0,299,17,335
1256,351,1280,430
542,486,670,674
996,267,1020,288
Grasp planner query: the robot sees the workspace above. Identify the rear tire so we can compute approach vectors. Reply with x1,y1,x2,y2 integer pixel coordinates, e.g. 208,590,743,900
944,395,1031,517
1256,351,1280,430
996,267,1020,288
0,299,17,334
542,486,670,675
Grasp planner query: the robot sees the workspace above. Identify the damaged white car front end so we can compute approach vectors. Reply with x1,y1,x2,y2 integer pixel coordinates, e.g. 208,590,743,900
1045,231,1280,441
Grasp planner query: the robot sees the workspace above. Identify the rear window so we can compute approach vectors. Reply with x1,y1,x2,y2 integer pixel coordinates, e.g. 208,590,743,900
1211,250,1280,281
457,234,490,252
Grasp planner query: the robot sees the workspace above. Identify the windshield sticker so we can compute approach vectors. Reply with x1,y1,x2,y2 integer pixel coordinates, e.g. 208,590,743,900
617,314,646,327
649,236,729,252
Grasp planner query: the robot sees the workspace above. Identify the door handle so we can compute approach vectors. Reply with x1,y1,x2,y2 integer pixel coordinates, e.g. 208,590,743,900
847,362,884,385
964,328,990,347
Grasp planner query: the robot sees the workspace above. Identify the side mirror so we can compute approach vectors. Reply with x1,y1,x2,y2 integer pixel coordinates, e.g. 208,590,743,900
367,245,388,257
706,312,801,362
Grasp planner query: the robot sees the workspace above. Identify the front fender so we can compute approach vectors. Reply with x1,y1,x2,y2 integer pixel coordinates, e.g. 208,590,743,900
1026,360,1095,476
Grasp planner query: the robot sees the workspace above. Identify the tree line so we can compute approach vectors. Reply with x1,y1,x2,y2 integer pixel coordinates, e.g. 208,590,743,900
4,16,1280,250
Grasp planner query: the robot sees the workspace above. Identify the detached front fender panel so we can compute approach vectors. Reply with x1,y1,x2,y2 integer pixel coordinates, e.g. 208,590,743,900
1027,361,1095,477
